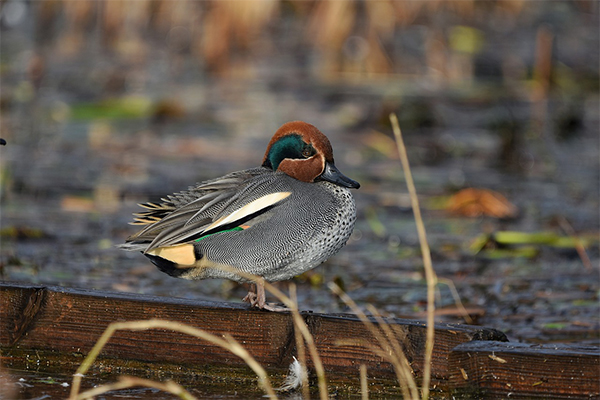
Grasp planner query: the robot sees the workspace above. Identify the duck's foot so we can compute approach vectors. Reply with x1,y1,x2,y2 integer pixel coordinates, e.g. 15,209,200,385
261,301,290,312
242,282,289,312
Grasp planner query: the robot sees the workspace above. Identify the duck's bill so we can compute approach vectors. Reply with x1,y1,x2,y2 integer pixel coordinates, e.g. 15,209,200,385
319,162,360,189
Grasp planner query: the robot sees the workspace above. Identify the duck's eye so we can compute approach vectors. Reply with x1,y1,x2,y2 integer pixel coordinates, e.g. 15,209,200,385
302,147,314,158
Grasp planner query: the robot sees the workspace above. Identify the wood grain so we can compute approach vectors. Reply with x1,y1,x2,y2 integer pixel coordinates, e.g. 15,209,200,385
449,340,600,398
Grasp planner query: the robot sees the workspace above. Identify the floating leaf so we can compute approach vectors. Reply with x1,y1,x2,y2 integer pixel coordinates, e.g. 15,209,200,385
61,195,94,212
477,246,539,259
446,188,518,219
449,25,484,54
0,226,47,239
542,322,568,330
494,231,556,245
70,96,153,120
470,230,598,259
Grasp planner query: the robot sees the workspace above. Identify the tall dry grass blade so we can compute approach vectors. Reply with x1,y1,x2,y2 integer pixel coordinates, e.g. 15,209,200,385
289,283,310,399
75,376,197,400
556,216,594,271
389,112,437,400
217,267,328,400
364,304,420,398
437,277,473,323
285,292,329,400
68,319,277,400
328,282,415,399
360,364,369,400
532,25,553,138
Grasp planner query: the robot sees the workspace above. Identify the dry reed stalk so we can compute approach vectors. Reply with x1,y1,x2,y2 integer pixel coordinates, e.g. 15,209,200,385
308,0,355,75
360,364,369,400
364,1,395,74
437,278,473,323
212,267,329,400
335,337,414,398
289,283,311,399
556,216,594,271
531,25,553,138
365,304,415,381
266,281,329,400
390,113,437,400
200,0,278,73
329,282,418,399
365,305,420,399
74,376,197,400
68,319,277,400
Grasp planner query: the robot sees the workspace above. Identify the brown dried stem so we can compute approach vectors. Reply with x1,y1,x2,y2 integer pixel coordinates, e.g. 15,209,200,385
390,112,437,399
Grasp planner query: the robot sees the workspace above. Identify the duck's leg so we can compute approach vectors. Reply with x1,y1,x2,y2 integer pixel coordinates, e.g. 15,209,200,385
242,281,289,312
254,281,267,308
242,283,258,306
242,281,268,308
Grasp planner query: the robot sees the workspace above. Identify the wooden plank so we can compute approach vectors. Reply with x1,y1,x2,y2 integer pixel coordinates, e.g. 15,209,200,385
448,340,600,398
306,313,508,380
0,282,505,382
3,282,598,398
1,282,294,369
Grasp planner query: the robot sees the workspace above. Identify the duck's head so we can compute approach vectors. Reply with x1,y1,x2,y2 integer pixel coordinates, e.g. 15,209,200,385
262,121,360,189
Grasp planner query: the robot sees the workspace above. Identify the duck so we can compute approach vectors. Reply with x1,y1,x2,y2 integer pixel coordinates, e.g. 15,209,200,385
120,121,359,310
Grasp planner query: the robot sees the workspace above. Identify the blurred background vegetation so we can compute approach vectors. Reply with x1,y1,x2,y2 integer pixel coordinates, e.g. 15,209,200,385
0,0,598,345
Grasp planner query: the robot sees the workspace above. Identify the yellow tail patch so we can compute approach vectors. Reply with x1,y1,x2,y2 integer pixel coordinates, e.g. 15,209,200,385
146,243,196,266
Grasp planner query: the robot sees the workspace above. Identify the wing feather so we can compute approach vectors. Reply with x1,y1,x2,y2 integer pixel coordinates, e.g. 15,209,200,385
120,168,289,253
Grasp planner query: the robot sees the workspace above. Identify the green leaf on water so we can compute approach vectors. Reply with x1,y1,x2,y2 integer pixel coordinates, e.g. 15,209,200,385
470,230,598,257
33,377,60,384
494,231,557,245
70,96,153,120
449,25,485,54
542,322,568,330
477,246,539,259
571,299,597,307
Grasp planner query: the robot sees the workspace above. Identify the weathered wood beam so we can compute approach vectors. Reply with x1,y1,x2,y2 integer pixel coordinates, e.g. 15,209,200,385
1,282,293,369
0,281,504,383
3,282,598,398
448,340,600,398
304,312,507,379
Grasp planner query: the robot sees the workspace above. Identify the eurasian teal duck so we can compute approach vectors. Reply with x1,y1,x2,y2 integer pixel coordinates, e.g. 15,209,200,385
121,121,359,310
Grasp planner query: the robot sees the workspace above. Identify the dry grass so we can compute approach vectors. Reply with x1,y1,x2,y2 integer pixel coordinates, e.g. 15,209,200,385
48,0,528,77
68,274,328,400
73,376,197,400
389,112,438,399
68,319,277,400
329,282,419,399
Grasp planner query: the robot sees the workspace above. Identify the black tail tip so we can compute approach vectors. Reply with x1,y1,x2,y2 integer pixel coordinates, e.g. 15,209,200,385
144,252,188,278
0,138,6,146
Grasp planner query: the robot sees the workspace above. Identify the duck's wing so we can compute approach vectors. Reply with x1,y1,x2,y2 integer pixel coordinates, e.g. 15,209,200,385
121,168,290,252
